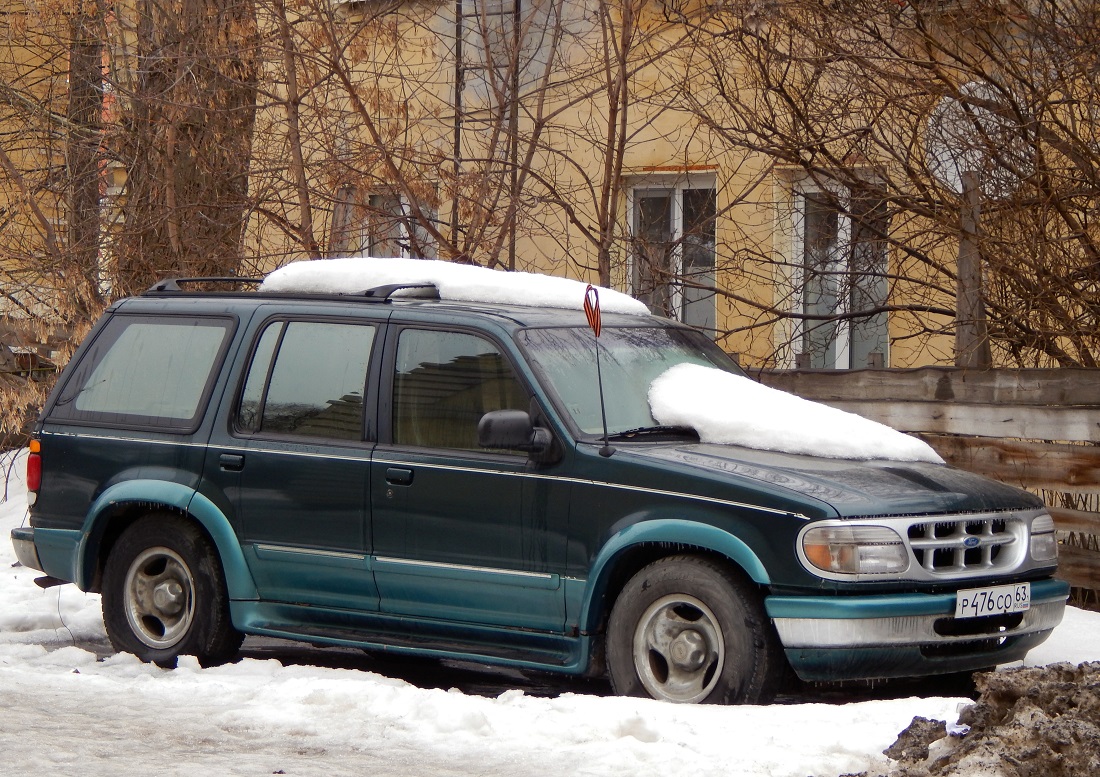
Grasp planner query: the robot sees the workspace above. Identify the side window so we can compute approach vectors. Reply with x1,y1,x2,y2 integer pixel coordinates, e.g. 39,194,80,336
237,322,283,432
392,329,528,451
238,321,376,441
52,315,233,430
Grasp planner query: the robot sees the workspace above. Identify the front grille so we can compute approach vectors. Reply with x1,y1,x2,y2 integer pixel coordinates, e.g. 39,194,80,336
797,507,1048,582
907,516,1019,575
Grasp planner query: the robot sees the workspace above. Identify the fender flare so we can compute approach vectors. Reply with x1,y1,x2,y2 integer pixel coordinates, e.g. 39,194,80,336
76,479,259,600
577,518,770,633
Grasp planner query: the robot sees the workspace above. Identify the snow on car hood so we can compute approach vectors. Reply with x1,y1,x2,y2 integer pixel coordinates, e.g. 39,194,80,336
649,363,943,464
631,443,1042,517
262,257,650,315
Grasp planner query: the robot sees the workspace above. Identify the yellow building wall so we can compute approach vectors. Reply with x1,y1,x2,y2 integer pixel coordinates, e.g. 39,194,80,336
0,2,69,283
241,0,959,369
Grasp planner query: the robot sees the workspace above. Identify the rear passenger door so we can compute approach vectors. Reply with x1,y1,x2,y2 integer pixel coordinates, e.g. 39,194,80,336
218,317,380,610
370,325,566,632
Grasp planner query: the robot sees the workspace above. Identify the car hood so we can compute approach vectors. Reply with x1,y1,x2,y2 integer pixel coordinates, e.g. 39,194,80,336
629,443,1043,518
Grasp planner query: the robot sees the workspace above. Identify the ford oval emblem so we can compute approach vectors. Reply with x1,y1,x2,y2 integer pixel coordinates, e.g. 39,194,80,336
963,536,981,548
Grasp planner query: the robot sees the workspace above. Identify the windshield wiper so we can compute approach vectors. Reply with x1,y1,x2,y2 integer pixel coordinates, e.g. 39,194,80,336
606,425,698,441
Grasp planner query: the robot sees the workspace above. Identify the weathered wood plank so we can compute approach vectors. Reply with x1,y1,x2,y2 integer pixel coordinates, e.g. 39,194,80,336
1056,544,1100,590
758,367,1100,407
919,434,1100,493
1049,507,1100,536
798,399,1100,442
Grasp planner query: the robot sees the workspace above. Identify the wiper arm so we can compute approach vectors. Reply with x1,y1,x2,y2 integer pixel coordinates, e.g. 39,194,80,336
606,425,698,441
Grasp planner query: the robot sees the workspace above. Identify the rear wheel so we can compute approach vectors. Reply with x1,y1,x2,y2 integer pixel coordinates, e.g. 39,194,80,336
102,514,243,667
606,555,782,704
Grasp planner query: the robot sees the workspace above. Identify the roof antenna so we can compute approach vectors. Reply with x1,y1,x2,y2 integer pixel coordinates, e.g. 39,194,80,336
584,285,615,457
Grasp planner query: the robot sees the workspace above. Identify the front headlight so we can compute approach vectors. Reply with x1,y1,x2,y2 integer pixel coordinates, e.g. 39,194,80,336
802,525,910,576
1030,513,1058,562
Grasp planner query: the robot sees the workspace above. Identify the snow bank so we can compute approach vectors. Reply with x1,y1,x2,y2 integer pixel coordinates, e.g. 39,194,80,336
1,451,108,649
261,257,650,316
649,363,944,463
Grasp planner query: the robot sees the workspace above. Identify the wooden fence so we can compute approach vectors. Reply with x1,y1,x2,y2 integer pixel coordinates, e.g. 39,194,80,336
757,367,1100,593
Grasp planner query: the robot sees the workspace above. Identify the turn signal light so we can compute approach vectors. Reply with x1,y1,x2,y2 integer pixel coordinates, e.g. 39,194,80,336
802,525,909,576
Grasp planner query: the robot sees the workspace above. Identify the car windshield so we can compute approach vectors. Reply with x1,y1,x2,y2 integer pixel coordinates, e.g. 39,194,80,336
518,326,745,437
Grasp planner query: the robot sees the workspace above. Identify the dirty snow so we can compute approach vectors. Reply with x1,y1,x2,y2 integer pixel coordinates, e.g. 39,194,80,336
261,257,650,315
649,363,944,463
867,663,1100,777
3,449,1098,776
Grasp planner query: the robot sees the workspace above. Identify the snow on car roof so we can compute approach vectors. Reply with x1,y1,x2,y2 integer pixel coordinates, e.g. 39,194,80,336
264,259,938,463
261,257,651,316
649,364,944,463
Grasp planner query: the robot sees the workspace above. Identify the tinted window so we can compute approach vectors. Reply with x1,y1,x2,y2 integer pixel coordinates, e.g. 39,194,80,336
237,322,283,433
52,315,233,430
393,329,528,450
239,321,376,441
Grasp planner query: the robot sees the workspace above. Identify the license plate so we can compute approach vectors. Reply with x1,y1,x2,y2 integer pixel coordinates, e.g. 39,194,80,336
954,583,1030,619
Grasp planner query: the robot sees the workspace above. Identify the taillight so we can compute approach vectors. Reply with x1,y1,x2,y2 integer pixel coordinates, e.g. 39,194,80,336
26,439,41,498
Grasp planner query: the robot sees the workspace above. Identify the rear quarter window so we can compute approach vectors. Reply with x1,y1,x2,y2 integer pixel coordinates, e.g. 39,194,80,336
50,314,235,431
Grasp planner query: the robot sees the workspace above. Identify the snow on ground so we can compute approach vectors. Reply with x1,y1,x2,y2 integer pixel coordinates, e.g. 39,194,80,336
3,449,1098,777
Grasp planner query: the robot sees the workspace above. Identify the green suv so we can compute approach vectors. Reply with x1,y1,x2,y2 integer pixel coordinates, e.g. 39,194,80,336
11,259,1067,704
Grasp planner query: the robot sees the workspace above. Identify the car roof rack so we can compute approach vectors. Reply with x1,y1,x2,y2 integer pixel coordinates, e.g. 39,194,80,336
360,282,441,300
145,277,264,293
144,276,443,303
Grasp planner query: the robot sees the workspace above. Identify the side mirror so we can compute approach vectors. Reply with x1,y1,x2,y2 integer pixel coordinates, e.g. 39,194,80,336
478,410,553,456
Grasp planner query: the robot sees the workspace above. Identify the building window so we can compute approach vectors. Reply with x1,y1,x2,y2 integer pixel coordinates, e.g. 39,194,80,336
462,0,516,72
791,186,888,369
629,184,717,335
329,186,435,259
366,193,405,257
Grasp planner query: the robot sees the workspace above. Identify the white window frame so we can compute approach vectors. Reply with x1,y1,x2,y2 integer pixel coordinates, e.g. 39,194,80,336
776,177,888,370
792,182,851,370
331,187,435,259
626,174,717,332
366,192,407,258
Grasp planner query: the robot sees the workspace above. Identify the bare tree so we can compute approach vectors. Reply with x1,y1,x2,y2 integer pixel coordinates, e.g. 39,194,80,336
664,0,1100,367
0,0,261,442
109,0,260,295
66,0,108,315
0,2,84,320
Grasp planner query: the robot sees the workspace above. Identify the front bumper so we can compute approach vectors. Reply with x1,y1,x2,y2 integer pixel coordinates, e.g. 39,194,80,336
766,578,1069,681
10,527,44,572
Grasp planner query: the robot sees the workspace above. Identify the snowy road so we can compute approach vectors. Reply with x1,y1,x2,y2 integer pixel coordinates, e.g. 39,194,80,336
3,449,1098,777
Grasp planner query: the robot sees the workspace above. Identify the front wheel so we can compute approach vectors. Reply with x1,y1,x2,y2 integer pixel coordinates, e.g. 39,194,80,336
101,514,243,667
605,555,783,704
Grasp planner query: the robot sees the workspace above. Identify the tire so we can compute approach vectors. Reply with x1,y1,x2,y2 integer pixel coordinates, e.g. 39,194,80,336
101,514,244,668
605,555,782,704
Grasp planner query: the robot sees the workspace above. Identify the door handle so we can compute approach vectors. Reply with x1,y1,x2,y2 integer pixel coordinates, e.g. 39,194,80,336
219,453,245,471
385,467,414,486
